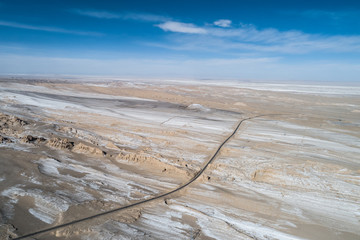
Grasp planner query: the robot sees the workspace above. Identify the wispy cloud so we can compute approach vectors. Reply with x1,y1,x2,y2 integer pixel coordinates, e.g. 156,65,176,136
213,19,232,27
0,20,103,36
301,9,360,21
71,9,169,22
123,12,169,22
71,9,120,19
154,20,360,54
0,44,26,51
156,21,207,34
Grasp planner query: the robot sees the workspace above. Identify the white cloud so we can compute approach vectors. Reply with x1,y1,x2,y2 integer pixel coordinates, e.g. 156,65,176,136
122,12,169,22
71,9,169,22
214,19,232,27
154,20,360,54
68,9,360,54
71,9,120,19
0,20,103,36
156,21,207,34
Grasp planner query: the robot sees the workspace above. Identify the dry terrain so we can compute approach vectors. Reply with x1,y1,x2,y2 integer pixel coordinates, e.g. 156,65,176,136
0,78,359,239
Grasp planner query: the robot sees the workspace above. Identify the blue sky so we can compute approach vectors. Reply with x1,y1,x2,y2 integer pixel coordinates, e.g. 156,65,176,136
0,0,359,82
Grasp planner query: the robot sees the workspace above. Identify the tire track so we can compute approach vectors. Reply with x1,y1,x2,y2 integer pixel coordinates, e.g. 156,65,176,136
14,115,261,239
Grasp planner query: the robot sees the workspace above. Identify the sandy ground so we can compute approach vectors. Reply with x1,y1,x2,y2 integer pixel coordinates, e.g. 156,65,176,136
0,78,359,239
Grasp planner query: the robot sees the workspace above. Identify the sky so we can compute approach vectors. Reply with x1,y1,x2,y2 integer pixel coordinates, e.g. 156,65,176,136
0,0,359,82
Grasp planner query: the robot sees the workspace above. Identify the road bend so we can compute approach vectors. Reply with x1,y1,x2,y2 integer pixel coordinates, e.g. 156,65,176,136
14,115,259,240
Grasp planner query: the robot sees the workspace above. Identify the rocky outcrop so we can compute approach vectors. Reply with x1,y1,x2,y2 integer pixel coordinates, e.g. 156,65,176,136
0,113,28,138
72,143,106,156
47,137,74,150
117,152,159,163
0,113,28,128
0,135,12,144
21,135,46,144
0,223,18,239
117,152,194,176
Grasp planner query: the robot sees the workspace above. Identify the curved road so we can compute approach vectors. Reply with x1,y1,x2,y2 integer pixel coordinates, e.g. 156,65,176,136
15,116,257,240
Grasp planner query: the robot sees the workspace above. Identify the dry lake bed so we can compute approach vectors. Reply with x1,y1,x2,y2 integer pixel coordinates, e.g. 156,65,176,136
0,78,359,239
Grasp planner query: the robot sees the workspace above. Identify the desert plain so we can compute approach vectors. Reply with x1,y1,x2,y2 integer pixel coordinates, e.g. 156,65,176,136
0,77,359,239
